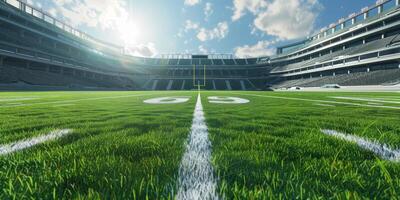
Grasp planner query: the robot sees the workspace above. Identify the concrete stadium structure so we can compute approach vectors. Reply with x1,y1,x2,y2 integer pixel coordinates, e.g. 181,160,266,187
0,0,399,90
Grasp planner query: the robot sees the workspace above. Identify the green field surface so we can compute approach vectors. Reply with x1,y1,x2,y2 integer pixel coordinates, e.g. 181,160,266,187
0,91,400,199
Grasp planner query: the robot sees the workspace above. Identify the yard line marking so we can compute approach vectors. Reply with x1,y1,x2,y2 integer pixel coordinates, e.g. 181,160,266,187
0,92,178,108
314,103,335,107
331,97,400,104
0,96,38,99
375,97,400,101
367,102,383,106
176,94,219,200
0,129,72,156
321,129,400,162
0,98,39,102
5,102,23,105
52,104,75,107
231,93,400,110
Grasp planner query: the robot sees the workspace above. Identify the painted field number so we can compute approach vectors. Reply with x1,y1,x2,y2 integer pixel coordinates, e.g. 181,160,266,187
143,97,191,104
208,96,249,104
144,96,249,104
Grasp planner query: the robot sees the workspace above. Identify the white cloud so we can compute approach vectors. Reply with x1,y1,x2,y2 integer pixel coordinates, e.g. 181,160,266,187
234,40,276,58
232,0,267,21
177,20,199,38
254,0,322,40
184,0,201,6
35,2,43,8
204,2,213,20
48,8,57,17
196,21,229,42
124,43,158,57
184,20,200,32
52,0,129,30
51,0,158,49
232,0,322,40
198,45,208,54
196,31,207,42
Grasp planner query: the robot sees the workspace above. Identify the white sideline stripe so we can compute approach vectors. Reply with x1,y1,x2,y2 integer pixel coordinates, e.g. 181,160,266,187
231,93,400,110
331,97,400,104
321,129,400,162
177,94,219,200
0,129,72,155
0,93,169,108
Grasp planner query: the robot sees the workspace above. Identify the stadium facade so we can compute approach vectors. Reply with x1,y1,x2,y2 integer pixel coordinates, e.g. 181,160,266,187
0,0,399,90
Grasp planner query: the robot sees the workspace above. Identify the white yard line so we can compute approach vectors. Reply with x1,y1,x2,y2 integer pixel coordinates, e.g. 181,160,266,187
52,104,75,107
0,129,72,156
375,97,400,101
176,94,219,200
0,93,168,108
367,102,383,106
5,102,23,105
0,96,37,99
321,129,400,162
231,93,400,110
314,103,335,107
0,98,39,102
0,96,39,99
331,97,400,104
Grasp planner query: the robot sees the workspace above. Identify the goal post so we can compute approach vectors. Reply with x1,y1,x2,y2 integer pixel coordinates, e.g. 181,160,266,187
193,64,206,88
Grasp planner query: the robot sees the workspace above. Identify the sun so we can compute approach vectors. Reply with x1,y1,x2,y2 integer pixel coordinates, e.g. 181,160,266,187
118,20,142,46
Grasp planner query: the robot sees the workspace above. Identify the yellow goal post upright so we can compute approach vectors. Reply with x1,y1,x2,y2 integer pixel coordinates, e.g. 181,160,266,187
193,64,206,91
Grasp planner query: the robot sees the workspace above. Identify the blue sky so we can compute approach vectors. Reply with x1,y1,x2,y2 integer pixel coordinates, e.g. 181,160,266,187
29,0,378,57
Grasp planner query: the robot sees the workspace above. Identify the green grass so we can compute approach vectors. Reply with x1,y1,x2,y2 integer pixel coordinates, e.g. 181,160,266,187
0,91,195,199
0,91,400,199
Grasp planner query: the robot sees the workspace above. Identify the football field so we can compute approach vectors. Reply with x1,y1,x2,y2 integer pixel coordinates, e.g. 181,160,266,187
0,91,399,199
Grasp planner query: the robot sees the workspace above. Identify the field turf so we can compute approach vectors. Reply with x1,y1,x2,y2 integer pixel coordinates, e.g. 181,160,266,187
0,91,399,199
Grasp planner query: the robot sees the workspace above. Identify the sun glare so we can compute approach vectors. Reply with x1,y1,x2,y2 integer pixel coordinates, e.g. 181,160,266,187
118,20,142,46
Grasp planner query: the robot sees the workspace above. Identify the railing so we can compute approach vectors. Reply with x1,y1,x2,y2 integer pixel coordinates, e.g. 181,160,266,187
272,45,400,75
156,54,237,59
272,11,400,64
0,41,127,76
278,0,399,56
0,0,124,54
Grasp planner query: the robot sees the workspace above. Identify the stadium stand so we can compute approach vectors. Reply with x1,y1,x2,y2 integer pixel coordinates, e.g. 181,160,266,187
0,0,399,90
273,68,400,88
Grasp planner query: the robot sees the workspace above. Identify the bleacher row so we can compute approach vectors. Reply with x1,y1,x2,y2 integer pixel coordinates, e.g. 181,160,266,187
0,26,126,73
0,66,134,88
272,69,400,88
272,34,399,73
143,58,258,66
154,68,266,78
144,79,255,90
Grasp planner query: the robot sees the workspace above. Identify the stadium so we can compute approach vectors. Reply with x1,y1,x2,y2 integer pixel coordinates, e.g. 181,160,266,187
0,0,399,199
